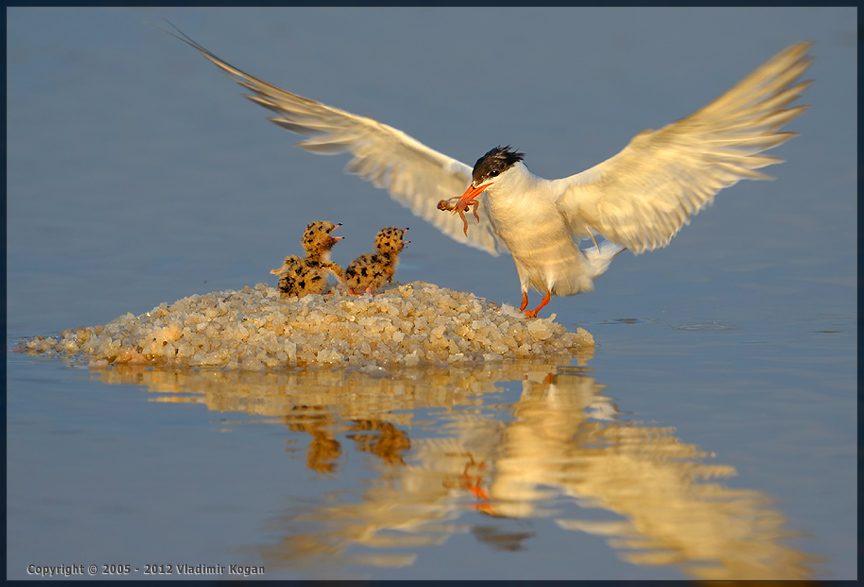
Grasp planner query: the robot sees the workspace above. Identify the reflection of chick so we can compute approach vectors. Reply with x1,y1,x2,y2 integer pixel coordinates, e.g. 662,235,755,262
270,221,344,298
343,227,410,294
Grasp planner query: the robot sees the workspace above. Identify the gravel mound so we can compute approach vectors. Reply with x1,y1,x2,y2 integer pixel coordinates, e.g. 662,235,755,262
19,281,593,371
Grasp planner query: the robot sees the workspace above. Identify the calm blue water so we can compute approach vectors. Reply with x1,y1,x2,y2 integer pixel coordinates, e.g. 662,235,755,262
7,7,856,580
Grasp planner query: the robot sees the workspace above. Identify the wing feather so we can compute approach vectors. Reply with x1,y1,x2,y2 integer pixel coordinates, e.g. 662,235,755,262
556,42,814,253
171,28,505,255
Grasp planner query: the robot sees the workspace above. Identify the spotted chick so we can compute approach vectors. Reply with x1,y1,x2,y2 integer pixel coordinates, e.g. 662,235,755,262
343,227,410,294
271,221,344,298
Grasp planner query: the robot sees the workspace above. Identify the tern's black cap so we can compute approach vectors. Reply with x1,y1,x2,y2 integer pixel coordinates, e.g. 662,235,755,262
472,146,525,185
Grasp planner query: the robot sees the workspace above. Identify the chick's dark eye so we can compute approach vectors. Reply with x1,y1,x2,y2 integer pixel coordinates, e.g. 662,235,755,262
489,170,499,177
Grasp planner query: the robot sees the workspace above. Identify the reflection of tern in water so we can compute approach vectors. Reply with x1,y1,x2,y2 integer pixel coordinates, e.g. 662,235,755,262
99,362,819,579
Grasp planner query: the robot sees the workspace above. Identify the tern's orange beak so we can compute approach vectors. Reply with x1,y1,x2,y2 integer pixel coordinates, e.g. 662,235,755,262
455,182,491,213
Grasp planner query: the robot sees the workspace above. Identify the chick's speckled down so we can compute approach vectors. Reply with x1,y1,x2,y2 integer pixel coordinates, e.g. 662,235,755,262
272,221,343,298
344,227,409,294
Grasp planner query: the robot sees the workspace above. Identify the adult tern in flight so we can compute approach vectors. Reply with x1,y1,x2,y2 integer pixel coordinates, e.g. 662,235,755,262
168,27,813,318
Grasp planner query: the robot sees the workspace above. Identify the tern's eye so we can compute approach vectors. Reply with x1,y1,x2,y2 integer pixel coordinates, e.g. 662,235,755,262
488,170,499,178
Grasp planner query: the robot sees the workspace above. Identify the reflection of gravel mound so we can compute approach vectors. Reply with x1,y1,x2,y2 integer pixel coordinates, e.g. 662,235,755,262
19,282,593,370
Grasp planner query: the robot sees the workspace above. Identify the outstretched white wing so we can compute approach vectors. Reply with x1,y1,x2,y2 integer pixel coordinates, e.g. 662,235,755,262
172,29,506,255
555,42,813,254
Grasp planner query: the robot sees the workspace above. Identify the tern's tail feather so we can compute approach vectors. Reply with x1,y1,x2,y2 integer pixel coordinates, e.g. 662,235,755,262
584,241,626,278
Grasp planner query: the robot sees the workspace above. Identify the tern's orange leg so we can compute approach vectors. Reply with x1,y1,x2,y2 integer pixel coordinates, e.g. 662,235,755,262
520,291,529,312
523,290,551,318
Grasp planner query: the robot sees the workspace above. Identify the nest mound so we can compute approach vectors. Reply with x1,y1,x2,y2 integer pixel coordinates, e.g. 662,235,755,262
19,282,593,370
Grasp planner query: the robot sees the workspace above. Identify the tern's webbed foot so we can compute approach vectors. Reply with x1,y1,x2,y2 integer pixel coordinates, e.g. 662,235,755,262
521,290,551,319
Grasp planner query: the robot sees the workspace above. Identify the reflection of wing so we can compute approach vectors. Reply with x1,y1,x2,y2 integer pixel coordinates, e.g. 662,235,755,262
104,362,815,579
555,42,813,254
171,28,506,256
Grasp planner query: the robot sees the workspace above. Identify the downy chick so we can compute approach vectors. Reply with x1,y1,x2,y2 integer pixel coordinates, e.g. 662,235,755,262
343,227,409,294
271,221,343,298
